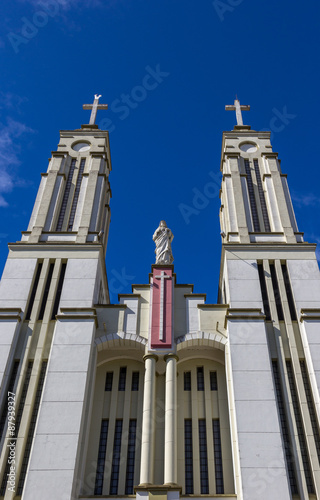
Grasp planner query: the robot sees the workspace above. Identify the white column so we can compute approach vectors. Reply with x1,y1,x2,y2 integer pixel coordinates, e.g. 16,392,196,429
140,354,158,485
164,354,178,485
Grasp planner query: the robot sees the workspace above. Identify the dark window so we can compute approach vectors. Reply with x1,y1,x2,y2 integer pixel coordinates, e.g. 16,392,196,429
0,360,19,442
286,360,314,493
300,361,320,465
184,371,191,391
281,264,297,321
184,419,194,494
272,360,298,494
25,263,43,320
94,420,109,495
210,372,218,391
118,367,127,391
125,419,137,494
56,158,76,231
51,263,66,319
131,372,139,391
17,361,47,495
68,159,86,231
244,159,260,232
269,263,284,320
254,160,271,232
198,419,209,493
213,420,224,494
38,263,54,320
109,419,123,495
1,361,34,495
197,367,204,391
105,372,113,391
257,263,271,320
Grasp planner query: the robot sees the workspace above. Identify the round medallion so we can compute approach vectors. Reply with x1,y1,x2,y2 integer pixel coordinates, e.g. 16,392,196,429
239,142,258,153
72,142,91,152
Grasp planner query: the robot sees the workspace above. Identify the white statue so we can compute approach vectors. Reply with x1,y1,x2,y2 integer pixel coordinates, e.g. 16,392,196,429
153,220,174,264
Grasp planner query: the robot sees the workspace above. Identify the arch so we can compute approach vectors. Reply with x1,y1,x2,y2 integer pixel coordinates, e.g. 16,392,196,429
95,331,148,352
176,331,228,352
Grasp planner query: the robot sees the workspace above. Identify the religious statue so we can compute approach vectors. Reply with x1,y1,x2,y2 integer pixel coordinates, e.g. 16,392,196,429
153,221,174,264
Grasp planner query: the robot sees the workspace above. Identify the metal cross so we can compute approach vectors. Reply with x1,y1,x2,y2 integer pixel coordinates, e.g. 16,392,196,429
83,94,108,125
155,271,171,341
225,99,250,126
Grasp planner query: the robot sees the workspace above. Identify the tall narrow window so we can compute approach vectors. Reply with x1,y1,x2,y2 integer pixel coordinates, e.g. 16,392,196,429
25,263,43,320
257,263,271,320
254,160,271,232
198,420,209,493
0,361,34,495
51,263,66,319
17,361,47,495
109,419,123,495
0,360,19,442
94,420,109,495
281,264,297,321
184,371,191,391
105,372,113,391
286,360,315,493
269,263,284,320
272,360,298,494
118,367,127,391
244,159,260,232
300,360,320,464
210,371,218,391
131,372,139,391
213,420,224,494
197,367,204,391
184,419,194,494
68,158,86,231
56,158,76,231
125,419,137,494
38,263,54,320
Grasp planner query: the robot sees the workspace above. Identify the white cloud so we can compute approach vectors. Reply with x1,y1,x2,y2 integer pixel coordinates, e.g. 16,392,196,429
292,192,320,208
0,117,34,207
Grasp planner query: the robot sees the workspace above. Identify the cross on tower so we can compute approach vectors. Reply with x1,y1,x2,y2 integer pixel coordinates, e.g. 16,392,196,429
225,99,250,126
83,94,108,125
154,270,171,341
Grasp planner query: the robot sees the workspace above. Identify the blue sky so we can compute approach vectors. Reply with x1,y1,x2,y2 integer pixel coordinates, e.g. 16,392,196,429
0,0,319,303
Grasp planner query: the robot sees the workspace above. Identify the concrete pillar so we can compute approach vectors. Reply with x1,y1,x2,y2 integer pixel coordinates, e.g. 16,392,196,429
140,354,158,485
164,354,178,486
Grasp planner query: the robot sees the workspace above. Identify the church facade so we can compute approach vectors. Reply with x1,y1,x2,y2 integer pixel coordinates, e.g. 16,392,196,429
0,98,319,500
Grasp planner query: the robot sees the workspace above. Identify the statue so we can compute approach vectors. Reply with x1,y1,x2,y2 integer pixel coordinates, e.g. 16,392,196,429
153,221,174,264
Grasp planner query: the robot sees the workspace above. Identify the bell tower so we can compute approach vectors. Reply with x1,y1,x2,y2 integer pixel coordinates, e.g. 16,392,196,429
220,100,320,499
0,95,112,499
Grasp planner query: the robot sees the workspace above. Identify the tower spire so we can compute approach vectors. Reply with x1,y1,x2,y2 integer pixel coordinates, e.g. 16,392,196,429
225,98,250,125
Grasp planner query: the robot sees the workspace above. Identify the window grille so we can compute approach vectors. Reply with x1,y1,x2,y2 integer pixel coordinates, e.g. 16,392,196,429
257,263,271,320
118,367,127,391
94,420,109,495
272,360,298,494
184,419,194,494
17,361,47,495
197,367,204,391
286,360,314,493
269,263,284,320
56,158,76,231
300,360,320,464
198,419,209,494
244,159,260,232
184,371,191,391
51,263,66,319
109,420,123,495
281,264,297,321
0,360,19,442
210,371,218,391
125,419,137,494
25,263,43,320
131,372,139,391
68,159,86,231
213,420,224,494
105,372,113,391
38,263,54,320
254,160,271,231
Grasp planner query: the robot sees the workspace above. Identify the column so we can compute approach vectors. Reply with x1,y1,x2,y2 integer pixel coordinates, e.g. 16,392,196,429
164,354,178,485
140,354,158,485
